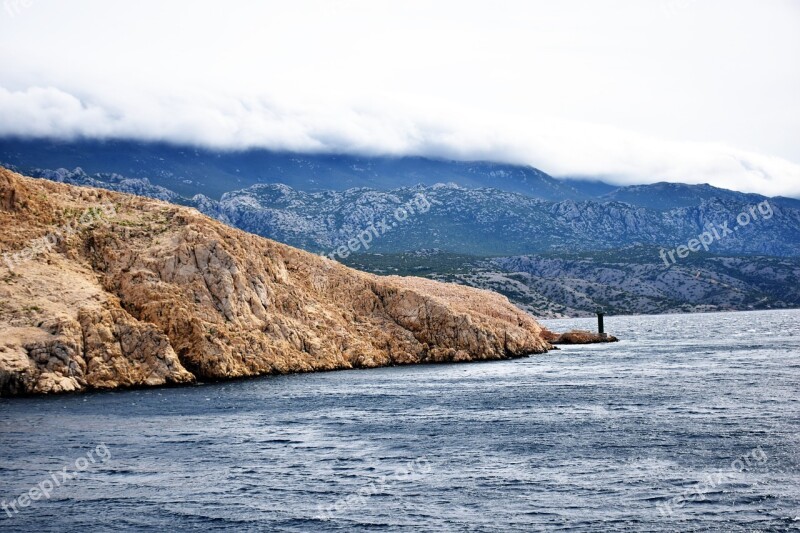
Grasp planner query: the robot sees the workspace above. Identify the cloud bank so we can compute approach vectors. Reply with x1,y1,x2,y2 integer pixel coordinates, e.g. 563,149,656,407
1,1,798,197
1,85,799,198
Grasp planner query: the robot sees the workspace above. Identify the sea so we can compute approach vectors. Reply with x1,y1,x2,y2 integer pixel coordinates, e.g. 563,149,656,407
1,309,799,532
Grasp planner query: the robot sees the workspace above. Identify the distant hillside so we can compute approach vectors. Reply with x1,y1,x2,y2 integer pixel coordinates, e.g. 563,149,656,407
343,249,800,318
601,182,770,210
17,167,800,258
25,159,794,320
6,138,797,208
0,137,585,201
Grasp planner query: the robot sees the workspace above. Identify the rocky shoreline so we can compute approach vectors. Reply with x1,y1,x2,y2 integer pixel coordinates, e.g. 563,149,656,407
1,168,557,396
546,330,619,345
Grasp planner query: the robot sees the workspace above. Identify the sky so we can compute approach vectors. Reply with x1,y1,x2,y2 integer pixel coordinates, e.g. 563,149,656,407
1,0,799,196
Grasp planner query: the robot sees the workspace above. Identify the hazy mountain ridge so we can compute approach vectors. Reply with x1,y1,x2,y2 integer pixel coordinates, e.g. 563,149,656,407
484,252,800,317
344,250,800,318
0,138,584,200
16,166,800,257
7,153,800,318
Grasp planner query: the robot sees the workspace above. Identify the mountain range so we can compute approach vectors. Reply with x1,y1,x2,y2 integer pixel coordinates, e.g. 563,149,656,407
0,138,583,200
2,137,799,317
345,249,800,318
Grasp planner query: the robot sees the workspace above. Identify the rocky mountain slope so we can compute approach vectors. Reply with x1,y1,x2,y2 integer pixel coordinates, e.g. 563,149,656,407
0,168,553,396
205,182,800,257
600,182,800,211
16,167,800,257
464,252,800,317
344,250,800,318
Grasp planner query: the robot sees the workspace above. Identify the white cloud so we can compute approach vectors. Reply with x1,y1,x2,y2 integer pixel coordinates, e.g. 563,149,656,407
1,0,799,197
2,85,799,197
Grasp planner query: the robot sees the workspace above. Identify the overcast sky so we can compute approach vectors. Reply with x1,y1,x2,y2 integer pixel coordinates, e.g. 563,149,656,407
1,0,799,196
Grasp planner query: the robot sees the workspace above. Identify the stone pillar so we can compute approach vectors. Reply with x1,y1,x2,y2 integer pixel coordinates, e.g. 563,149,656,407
597,311,607,339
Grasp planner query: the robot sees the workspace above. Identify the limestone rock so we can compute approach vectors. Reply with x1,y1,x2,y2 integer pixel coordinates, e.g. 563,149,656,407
0,168,553,396
544,330,619,344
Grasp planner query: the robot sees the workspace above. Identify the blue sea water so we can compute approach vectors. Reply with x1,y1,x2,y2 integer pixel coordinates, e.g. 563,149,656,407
1,309,799,532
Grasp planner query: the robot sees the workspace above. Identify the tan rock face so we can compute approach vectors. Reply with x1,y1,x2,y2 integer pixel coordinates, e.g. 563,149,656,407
0,168,553,396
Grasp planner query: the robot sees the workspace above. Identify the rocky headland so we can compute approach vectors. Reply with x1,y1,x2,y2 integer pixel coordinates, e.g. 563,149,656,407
0,168,556,396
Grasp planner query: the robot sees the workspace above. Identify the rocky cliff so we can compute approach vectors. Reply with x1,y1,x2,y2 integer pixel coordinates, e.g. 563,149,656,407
0,168,552,396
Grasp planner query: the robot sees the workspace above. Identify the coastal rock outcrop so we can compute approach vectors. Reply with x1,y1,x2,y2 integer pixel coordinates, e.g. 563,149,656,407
0,168,553,395
544,330,619,344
